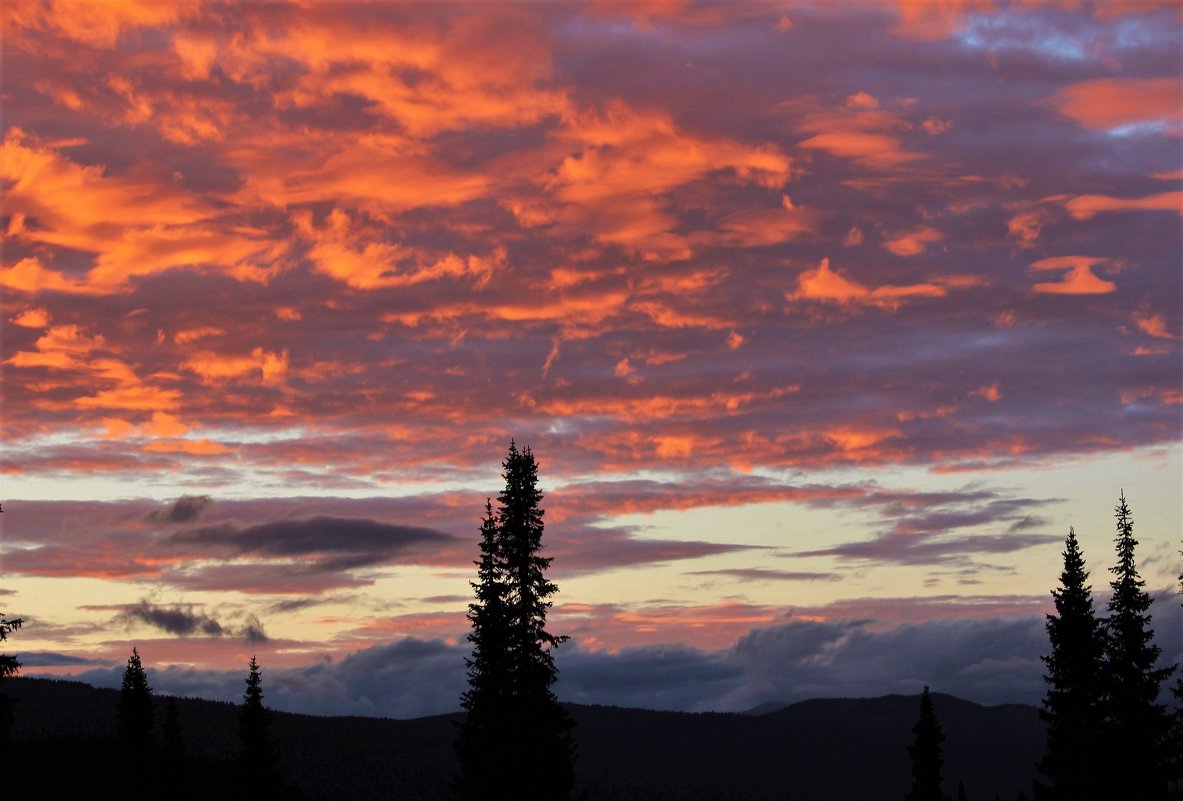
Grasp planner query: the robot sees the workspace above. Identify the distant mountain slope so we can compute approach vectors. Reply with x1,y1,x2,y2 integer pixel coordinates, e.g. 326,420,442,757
3,677,1043,800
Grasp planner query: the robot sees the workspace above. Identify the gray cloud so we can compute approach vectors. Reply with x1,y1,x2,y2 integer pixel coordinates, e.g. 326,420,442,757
147,495,213,525
687,568,842,582
114,599,269,643
14,651,106,667
117,600,225,637
169,516,457,572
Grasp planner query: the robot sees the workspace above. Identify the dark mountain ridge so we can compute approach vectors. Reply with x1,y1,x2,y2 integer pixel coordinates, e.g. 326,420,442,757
3,676,1043,800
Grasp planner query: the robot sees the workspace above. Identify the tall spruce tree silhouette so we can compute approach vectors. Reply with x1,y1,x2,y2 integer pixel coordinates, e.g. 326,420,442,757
118,646,154,750
1105,492,1175,799
118,646,155,798
906,687,949,801
238,655,280,796
1035,528,1107,800
457,442,574,801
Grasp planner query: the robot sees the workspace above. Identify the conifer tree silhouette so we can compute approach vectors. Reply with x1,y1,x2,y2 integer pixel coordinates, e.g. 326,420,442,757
0,609,21,746
1035,528,1107,800
457,441,574,801
238,655,280,795
906,687,949,801
118,646,154,750
1104,492,1175,799
456,501,513,795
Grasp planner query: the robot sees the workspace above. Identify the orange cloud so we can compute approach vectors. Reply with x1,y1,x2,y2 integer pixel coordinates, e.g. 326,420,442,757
970,383,1003,402
9,307,51,328
142,438,232,455
3,0,191,48
1028,256,1117,294
539,99,791,256
295,208,501,290
174,327,225,345
2,130,277,292
787,258,961,308
229,131,490,217
791,93,927,170
0,257,94,295
705,196,824,247
182,348,289,386
883,225,943,257
1062,191,1182,220
1052,77,1182,133
5,324,106,370
72,384,182,412
540,385,799,424
824,426,902,455
1135,314,1177,339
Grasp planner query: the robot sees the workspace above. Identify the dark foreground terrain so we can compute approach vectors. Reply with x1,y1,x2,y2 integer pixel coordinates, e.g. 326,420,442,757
4,677,1042,800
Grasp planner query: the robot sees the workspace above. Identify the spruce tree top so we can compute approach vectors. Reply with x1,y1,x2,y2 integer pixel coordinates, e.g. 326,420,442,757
121,646,151,697
1106,491,1162,667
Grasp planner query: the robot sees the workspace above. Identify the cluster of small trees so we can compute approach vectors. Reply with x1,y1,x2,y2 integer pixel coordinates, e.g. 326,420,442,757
117,646,283,797
455,441,575,801
1036,492,1181,800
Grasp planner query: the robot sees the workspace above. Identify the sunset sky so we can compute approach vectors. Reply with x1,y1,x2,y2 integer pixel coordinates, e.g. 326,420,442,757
2,0,1180,718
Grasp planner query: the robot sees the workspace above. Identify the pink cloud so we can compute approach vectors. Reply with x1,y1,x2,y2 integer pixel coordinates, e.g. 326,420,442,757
1027,256,1117,295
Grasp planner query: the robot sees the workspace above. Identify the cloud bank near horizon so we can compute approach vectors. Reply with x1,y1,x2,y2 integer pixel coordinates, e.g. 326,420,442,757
34,597,1183,719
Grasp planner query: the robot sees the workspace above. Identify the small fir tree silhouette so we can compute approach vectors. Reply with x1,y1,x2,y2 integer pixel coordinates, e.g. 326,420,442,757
118,646,154,750
1104,492,1175,799
956,781,967,801
1034,528,1107,800
456,441,575,801
906,686,949,801
238,655,280,794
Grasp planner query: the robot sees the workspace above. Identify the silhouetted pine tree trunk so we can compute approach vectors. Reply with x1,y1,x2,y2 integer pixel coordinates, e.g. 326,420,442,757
1104,492,1176,800
457,442,575,801
906,687,949,801
1034,528,1107,800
